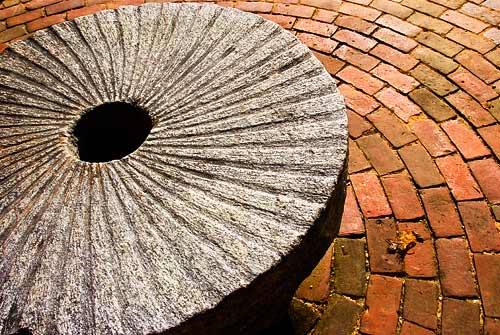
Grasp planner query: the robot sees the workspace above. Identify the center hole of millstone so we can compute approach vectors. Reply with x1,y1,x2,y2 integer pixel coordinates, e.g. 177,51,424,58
73,102,152,163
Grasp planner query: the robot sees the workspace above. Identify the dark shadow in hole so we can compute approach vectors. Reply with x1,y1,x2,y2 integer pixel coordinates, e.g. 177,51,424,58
73,102,152,163
11,328,32,335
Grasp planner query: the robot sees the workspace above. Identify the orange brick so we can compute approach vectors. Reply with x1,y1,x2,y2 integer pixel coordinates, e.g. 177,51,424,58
293,18,336,36
337,65,384,95
25,0,61,10
449,67,498,102
67,4,106,20
259,14,295,29
373,27,417,52
445,91,496,127
456,50,500,84
0,24,26,43
235,2,273,13
26,13,66,32
333,45,379,71
374,87,422,122
333,29,376,52
447,27,495,54
273,3,315,18
6,8,43,26
338,2,381,21
296,31,337,53
334,15,377,34
46,0,83,15
371,63,419,93
370,44,418,72
300,0,341,11
407,12,452,34
312,51,345,75
440,9,488,34
370,0,413,19
312,9,337,23
376,14,422,37
0,3,25,20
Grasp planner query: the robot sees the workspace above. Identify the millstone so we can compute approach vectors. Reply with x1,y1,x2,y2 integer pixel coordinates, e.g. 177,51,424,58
0,3,347,334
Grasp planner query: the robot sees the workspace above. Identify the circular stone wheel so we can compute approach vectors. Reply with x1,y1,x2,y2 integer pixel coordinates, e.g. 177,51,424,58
0,3,347,335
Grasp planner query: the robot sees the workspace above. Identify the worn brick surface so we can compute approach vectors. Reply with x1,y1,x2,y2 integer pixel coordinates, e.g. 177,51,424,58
442,298,481,335
337,66,384,95
458,201,500,252
415,31,463,57
449,67,498,102
401,0,446,16
446,91,496,127
475,254,500,317
374,87,422,122
399,222,437,278
296,32,337,53
366,218,403,273
373,27,418,52
478,124,500,159
447,27,496,54
46,0,83,15
296,244,332,301
338,2,381,21
333,29,377,52
339,184,364,235
410,64,458,96
334,15,377,34
370,0,414,19
409,87,456,121
0,24,27,43
420,187,463,237
441,119,491,160
313,294,363,335
347,109,371,138
357,134,404,175
469,158,500,204
6,8,43,26
403,279,439,329
312,9,337,23
411,45,458,74
408,13,453,35
376,14,422,37
410,119,455,157
436,238,478,297
485,318,500,335
371,63,420,93
338,84,380,116
399,144,444,188
348,139,371,174
260,14,296,28
440,9,489,33
370,44,418,72
333,45,379,71
26,13,65,32
293,18,336,36
436,154,483,201
273,3,314,17
456,50,500,84
0,3,25,20
300,0,340,11
311,51,344,74
381,173,424,220
367,107,416,146
459,2,500,25
334,238,366,296
400,322,435,335
350,173,392,218
360,275,403,335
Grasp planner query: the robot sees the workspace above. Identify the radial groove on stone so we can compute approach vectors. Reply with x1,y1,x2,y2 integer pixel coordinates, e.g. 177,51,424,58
0,3,347,335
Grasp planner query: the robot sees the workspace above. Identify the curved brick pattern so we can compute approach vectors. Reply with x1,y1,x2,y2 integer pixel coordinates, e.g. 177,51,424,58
0,0,499,334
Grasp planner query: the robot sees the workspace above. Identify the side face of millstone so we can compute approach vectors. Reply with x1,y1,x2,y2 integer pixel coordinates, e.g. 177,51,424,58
0,3,347,335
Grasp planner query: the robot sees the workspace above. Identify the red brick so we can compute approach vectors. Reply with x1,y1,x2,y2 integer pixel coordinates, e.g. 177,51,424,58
410,64,458,96
408,12,453,35
403,279,439,329
485,318,500,335
475,254,500,317
350,173,392,218
348,139,371,173
367,107,417,147
67,4,106,20
459,201,500,252
456,50,500,85
370,0,413,19
410,119,455,157
469,160,500,205
442,299,481,335
371,63,419,94
370,44,418,72
366,218,402,272
420,187,462,237
399,222,438,278
85,0,107,5
357,134,404,175
478,124,500,160
347,109,371,138
436,155,482,201
0,23,27,43
235,2,273,13
26,13,65,32
295,244,332,301
105,0,144,9
361,275,403,335
6,8,43,26
447,27,496,54
446,91,496,127
441,119,491,160
440,9,488,33
313,294,363,334
300,0,341,11
338,2,381,21
381,173,424,220
272,3,315,18
408,87,456,121
411,45,458,74
336,66,384,95
333,238,367,296
400,322,435,335
25,0,60,9
401,0,446,16
311,9,337,23
46,0,83,15
375,87,422,122
373,27,418,52
332,29,377,52
339,184,364,236
334,15,377,34
260,14,295,29
333,45,379,71
293,18,336,36
0,22,5,33
311,51,344,74
449,68,498,103
415,31,462,57
399,143,444,188
436,238,478,297
0,3,25,20
376,14,422,37
338,84,379,116
296,32,337,53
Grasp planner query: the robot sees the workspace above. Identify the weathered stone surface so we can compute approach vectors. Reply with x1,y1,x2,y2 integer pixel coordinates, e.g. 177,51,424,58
0,3,348,335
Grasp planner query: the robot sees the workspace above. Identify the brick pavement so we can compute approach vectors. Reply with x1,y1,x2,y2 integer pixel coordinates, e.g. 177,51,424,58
0,0,499,334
